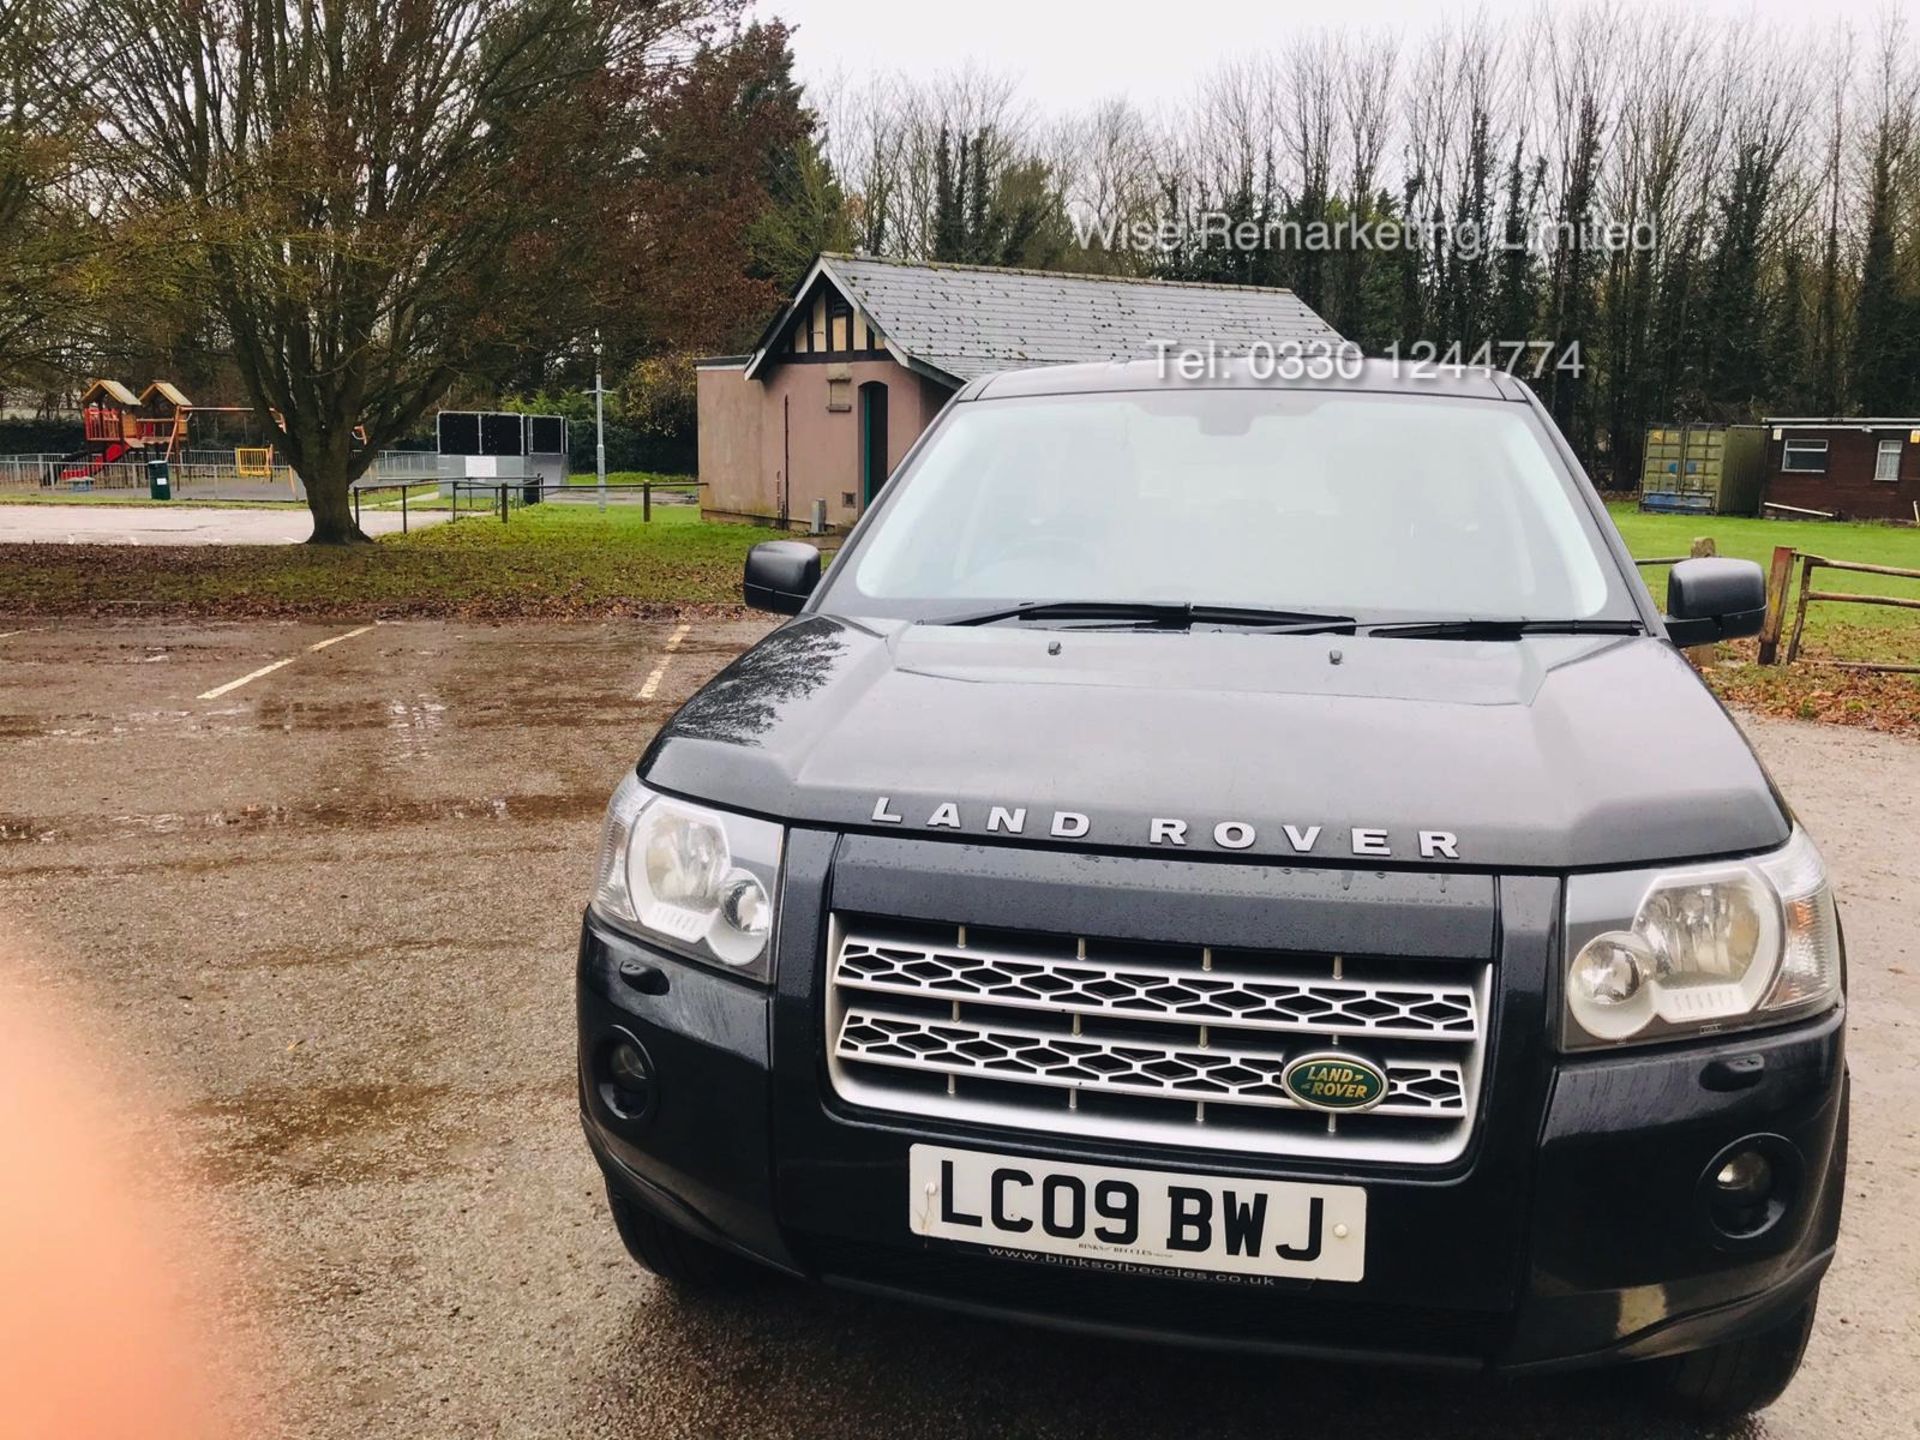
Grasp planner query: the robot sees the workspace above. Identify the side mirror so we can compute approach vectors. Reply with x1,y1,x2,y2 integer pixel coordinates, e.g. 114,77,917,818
743,540,821,615
1664,557,1767,647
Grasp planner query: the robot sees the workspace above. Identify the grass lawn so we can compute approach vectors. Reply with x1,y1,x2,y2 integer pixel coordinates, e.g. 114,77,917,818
1603,502,1920,733
0,500,785,619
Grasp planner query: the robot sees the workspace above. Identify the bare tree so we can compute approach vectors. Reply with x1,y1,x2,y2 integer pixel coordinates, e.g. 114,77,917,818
1050,97,1160,271
1849,12,1919,414
1332,32,1399,338
0,0,104,387
818,69,912,255
1279,33,1339,309
1596,9,1710,474
1810,26,1855,414
1535,5,1618,449
89,0,731,543
1197,55,1282,204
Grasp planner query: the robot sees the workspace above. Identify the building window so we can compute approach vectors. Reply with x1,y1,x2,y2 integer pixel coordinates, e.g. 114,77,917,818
1876,438,1902,482
1781,439,1828,473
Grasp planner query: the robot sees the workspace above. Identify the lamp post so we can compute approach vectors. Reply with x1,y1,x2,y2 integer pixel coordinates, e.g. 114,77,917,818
593,329,607,513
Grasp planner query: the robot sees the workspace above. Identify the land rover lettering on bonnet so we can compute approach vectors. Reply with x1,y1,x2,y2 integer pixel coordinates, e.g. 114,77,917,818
868,796,1462,859
577,357,1846,1422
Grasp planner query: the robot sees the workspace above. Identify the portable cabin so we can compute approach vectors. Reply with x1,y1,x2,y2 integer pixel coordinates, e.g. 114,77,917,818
1639,424,1767,515
1760,418,1920,521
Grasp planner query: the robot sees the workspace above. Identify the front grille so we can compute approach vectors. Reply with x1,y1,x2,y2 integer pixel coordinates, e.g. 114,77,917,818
827,917,1491,1164
837,1011,1468,1115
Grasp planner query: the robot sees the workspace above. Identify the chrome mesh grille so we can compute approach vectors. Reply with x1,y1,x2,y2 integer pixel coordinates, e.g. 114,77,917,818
837,1010,1468,1114
836,934,1479,1041
826,918,1491,1163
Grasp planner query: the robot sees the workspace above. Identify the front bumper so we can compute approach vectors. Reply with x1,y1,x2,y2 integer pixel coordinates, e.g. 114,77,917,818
577,836,1846,1371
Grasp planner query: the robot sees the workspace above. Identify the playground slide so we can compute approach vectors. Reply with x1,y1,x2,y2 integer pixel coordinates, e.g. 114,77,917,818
55,441,129,483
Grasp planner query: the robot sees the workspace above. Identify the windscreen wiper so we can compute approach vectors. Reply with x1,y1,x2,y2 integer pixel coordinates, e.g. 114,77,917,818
1362,618,1645,640
928,601,1357,632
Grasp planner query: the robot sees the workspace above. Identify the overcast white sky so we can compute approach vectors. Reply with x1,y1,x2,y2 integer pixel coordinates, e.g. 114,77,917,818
767,0,1891,115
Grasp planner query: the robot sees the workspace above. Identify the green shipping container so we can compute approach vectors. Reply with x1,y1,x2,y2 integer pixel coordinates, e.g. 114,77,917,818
1639,424,1766,515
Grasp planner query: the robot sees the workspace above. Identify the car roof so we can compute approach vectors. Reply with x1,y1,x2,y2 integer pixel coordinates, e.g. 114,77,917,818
965,355,1529,403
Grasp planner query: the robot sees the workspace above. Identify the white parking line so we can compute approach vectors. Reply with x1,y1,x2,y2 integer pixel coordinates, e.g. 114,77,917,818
638,623,691,700
306,624,377,654
197,623,378,700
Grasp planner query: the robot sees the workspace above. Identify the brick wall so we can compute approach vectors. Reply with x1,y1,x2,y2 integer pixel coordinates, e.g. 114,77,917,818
1765,425,1920,521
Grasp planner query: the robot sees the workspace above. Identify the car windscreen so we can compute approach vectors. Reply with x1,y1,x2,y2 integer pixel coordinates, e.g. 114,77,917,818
821,389,1633,625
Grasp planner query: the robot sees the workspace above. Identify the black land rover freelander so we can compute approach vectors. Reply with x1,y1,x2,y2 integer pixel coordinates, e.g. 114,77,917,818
577,358,1846,1419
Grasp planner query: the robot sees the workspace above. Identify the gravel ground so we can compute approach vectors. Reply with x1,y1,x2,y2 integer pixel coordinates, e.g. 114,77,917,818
0,618,1913,1439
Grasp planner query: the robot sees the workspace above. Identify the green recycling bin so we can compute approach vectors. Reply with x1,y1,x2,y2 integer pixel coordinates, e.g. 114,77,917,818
147,457,172,500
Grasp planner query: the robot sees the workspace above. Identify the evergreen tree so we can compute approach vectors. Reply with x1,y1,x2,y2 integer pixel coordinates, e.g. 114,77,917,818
1850,132,1909,415
930,126,1069,268
1450,105,1495,349
1544,96,1603,452
1811,168,1845,415
1702,142,1779,412
1768,248,1812,416
1395,172,1426,350
1491,146,1543,344
932,129,963,261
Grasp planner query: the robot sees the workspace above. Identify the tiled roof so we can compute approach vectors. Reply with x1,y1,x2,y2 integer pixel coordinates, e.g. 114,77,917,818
753,255,1341,384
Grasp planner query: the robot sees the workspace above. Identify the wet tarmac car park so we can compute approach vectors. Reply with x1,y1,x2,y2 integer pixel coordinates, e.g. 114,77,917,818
0,617,1914,1438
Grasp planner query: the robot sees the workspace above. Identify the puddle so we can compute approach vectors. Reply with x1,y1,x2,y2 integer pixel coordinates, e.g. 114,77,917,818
186,1080,450,1187
218,693,648,734
0,790,605,845
1,691,664,743
0,709,198,740
184,1077,572,1187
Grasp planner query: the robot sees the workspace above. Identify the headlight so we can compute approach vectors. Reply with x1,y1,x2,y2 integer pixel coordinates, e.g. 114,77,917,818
591,772,783,981
1562,827,1840,1049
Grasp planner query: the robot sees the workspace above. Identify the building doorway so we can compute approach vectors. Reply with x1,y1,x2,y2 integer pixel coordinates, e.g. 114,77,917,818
859,382,889,504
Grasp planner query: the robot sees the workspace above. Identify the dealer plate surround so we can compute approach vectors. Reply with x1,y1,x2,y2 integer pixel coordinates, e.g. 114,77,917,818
908,1144,1366,1281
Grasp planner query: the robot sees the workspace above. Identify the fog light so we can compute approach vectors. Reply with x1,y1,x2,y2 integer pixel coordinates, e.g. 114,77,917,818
1700,1137,1798,1243
596,1035,656,1125
1714,1150,1774,1203
609,1040,650,1092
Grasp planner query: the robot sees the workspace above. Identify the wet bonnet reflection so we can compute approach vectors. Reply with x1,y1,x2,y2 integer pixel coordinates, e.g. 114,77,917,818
664,617,852,748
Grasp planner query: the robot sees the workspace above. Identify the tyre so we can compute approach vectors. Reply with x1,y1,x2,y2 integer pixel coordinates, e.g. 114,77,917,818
604,1184,756,1291
1657,1293,1819,1420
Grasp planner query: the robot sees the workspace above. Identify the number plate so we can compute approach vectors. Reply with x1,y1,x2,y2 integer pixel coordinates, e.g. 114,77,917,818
908,1144,1365,1281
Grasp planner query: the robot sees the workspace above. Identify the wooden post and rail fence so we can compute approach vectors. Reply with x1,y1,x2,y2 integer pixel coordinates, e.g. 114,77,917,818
1637,540,1920,673
1757,547,1920,674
